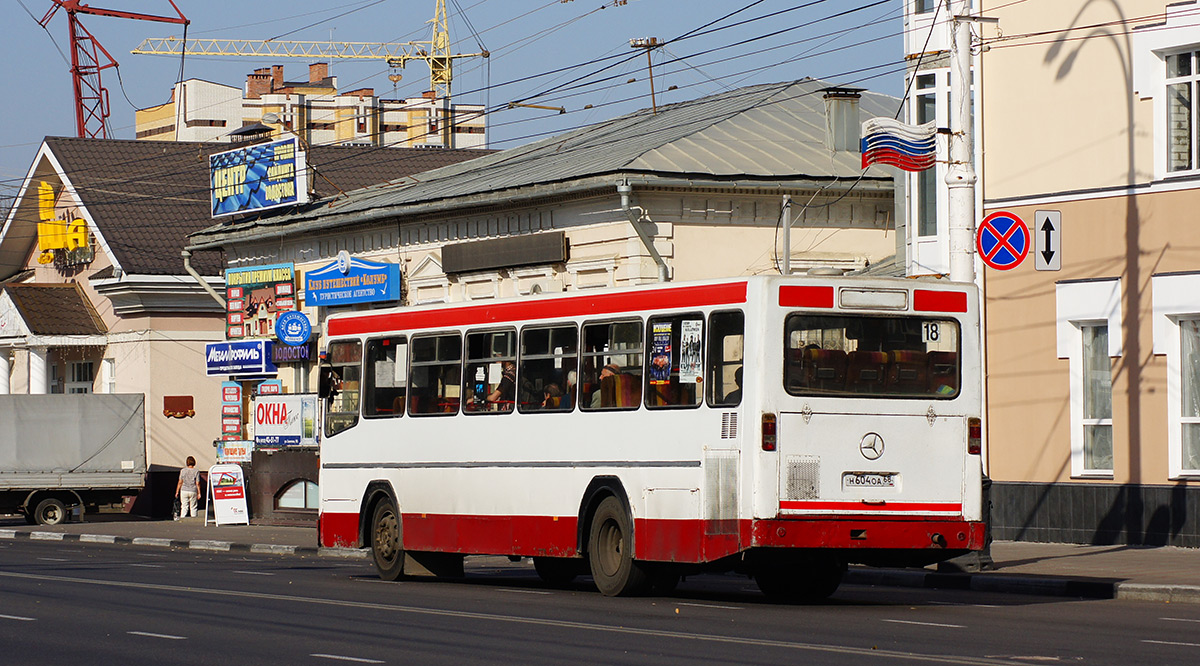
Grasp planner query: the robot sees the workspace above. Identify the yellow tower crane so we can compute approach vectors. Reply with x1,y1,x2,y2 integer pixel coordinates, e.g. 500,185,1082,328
132,0,486,110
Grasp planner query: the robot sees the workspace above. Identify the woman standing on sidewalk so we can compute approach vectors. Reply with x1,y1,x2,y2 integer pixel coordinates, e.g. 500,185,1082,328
174,456,201,520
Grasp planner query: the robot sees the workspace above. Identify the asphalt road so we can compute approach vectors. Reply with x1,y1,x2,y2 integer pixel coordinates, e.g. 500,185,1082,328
1,539,1199,665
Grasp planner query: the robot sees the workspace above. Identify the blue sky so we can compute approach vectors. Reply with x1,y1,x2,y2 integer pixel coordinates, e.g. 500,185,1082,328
2,0,905,199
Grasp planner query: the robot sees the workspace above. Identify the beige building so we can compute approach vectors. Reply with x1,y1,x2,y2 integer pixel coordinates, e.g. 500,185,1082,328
135,63,486,149
910,1,1200,545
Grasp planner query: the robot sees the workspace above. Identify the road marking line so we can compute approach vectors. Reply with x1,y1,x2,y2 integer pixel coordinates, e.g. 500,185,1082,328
1162,617,1200,623
129,564,163,568
37,557,69,562
233,570,275,576
497,588,553,595
882,619,966,629
676,602,743,610
311,654,385,664
0,570,1016,665
930,601,1001,609
128,631,186,640
1143,639,1200,648
0,614,36,622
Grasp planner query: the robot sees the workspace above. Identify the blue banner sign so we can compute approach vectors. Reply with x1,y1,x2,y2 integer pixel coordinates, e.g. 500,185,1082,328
275,311,312,346
305,252,401,306
206,340,278,376
210,138,309,218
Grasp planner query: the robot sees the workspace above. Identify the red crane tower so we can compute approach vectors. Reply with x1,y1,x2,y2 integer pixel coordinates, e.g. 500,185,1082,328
39,1,189,139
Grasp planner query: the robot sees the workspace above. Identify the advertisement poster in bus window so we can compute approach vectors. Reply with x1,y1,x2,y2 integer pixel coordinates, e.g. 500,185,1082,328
679,319,703,383
650,322,672,385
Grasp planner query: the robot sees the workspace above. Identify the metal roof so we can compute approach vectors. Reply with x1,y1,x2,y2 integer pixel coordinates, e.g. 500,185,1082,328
189,79,900,249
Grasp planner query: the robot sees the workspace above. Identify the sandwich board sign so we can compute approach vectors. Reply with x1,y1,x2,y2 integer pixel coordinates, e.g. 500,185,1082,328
206,463,250,526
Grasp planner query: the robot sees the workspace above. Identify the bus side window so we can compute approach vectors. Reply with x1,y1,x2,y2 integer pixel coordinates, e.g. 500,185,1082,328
706,310,745,407
645,313,704,409
463,329,517,414
363,336,407,418
518,325,578,413
323,340,362,437
581,319,643,411
410,333,462,416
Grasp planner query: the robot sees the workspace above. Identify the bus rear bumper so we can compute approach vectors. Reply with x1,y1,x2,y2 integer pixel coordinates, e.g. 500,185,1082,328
751,517,986,551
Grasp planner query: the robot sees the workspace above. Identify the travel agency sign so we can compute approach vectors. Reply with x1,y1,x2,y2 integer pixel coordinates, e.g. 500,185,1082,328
305,251,400,306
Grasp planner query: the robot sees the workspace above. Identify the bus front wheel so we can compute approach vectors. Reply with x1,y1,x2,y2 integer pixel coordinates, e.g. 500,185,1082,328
371,497,405,581
588,496,651,596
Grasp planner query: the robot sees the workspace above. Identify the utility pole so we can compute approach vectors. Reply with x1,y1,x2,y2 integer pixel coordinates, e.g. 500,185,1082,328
630,37,660,114
946,1,976,284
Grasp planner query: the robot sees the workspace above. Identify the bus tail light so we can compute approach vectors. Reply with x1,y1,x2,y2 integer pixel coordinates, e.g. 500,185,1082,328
967,417,981,455
762,413,777,451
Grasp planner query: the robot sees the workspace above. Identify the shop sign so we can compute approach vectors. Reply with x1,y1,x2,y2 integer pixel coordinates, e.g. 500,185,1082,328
272,341,316,365
216,440,253,464
225,263,296,340
305,251,400,306
207,464,249,526
275,311,312,346
252,394,318,447
206,340,278,376
210,138,309,218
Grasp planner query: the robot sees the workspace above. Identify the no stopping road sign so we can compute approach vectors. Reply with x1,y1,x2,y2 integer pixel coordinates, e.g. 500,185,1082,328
977,211,1030,271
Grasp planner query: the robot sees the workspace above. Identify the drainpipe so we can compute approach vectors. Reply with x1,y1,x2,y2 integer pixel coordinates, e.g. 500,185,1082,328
617,181,669,282
181,250,226,308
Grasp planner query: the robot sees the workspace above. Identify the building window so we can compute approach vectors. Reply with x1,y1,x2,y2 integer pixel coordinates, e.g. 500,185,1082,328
1180,319,1200,473
276,480,318,510
1167,50,1198,172
1150,272,1200,478
1081,325,1113,472
914,73,939,238
1057,278,1121,478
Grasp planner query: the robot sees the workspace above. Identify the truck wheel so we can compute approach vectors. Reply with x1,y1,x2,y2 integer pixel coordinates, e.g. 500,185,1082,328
587,496,650,596
371,497,404,581
34,498,67,526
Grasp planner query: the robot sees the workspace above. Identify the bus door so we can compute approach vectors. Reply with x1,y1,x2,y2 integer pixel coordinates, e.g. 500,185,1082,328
777,312,968,518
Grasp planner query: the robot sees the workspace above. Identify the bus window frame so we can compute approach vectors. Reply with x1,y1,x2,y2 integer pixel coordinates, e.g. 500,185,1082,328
580,317,644,412
462,327,518,415
517,323,579,414
408,331,464,417
362,335,408,420
644,312,705,410
322,339,363,438
706,309,745,408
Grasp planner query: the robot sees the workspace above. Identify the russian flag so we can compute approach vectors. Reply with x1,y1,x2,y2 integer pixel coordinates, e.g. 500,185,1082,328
860,117,937,172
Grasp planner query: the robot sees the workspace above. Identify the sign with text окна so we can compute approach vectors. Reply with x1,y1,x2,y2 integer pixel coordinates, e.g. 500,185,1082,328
252,394,318,447
305,252,401,307
207,463,249,525
206,340,278,376
225,263,296,340
210,138,308,218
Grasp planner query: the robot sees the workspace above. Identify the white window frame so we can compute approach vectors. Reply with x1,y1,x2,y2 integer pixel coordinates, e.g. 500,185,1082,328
1152,272,1200,478
67,360,94,394
1057,279,1122,478
1131,4,1200,180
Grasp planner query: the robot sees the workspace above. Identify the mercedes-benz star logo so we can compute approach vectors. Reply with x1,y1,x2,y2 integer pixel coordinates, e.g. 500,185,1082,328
859,432,885,460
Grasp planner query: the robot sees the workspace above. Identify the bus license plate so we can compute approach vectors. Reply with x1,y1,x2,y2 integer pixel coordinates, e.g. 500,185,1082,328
843,472,896,488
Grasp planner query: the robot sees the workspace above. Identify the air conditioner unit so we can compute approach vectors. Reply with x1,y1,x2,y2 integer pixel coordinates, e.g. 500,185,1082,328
529,279,563,294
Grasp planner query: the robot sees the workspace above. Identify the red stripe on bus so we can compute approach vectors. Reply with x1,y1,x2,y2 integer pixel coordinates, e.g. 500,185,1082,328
328,282,749,337
321,511,984,561
912,289,968,313
779,500,963,513
778,285,834,308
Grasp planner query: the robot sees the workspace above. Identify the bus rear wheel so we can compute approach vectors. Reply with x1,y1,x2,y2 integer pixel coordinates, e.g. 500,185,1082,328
371,497,405,581
588,496,650,596
754,552,845,603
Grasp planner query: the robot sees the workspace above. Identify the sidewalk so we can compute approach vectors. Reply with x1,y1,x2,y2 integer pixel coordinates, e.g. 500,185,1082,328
3,514,1200,603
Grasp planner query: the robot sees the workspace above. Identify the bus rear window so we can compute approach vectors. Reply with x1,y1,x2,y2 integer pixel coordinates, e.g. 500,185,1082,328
784,314,960,399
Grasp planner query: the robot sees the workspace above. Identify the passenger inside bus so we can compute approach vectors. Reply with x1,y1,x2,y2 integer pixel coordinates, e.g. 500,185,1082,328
590,363,620,408
487,360,517,409
723,366,743,404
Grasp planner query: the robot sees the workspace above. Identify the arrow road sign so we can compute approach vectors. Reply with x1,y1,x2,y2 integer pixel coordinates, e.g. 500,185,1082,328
1034,210,1061,271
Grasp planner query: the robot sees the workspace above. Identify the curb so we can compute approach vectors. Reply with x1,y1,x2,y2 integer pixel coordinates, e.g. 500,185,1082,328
4,528,1198,602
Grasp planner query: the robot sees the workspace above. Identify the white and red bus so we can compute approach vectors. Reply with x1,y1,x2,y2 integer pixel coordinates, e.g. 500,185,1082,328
316,275,984,600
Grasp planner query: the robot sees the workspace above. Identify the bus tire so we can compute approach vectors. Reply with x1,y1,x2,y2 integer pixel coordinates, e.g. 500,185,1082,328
587,496,650,596
754,553,845,603
533,557,581,586
370,497,405,581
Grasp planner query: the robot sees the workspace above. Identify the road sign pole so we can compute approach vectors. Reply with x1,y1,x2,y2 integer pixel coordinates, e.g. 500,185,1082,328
947,1,977,284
